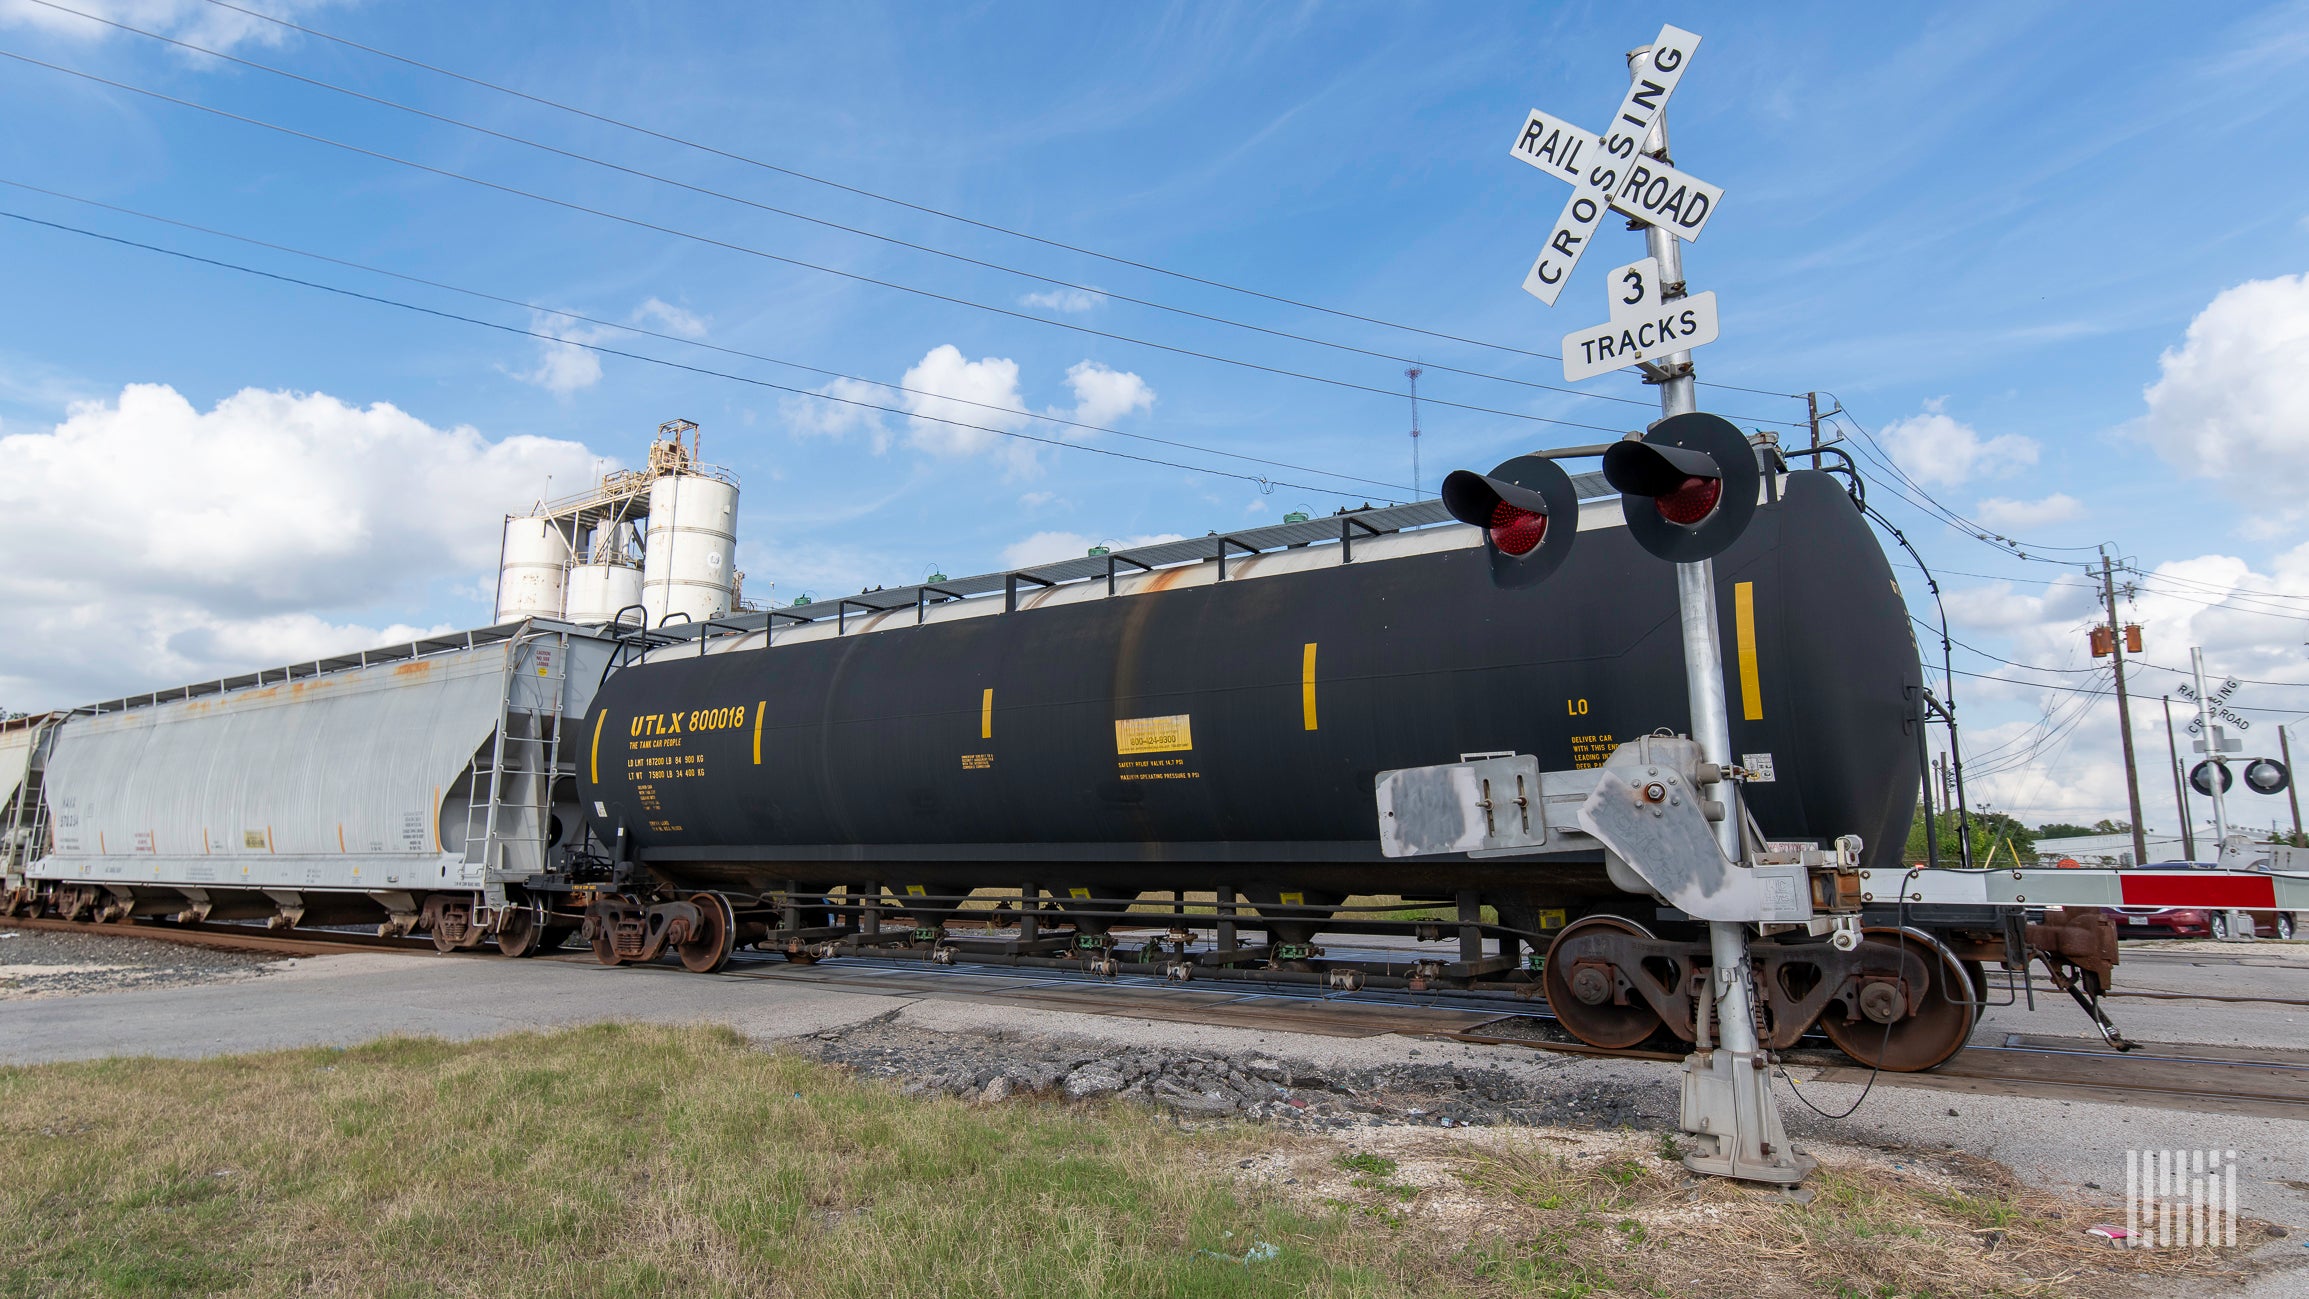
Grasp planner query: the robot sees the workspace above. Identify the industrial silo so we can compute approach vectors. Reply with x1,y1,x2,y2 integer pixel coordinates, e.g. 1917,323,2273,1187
638,421,739,627
494,516,571,620
565,561,646,625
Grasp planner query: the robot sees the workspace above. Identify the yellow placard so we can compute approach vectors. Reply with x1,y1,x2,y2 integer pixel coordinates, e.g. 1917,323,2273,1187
1734,581,1762,721
1068,887,1092,900
1114,713,1193,755
1301,642,1318,731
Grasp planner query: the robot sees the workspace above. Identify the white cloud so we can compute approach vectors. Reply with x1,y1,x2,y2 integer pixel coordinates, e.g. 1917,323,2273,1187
1934,542,2309,826
1017,491,1059,508
512,312,611,396
1972,492,2083,532
1001,531,1185,568
2138,273,2309,518
0,0,339,53
0,383,600,707
1021,288,1106,313
781,375,895,451
633,297,707,339
514,298,706,395
778,348,1154,472
1880,398,2038,487
1063,361,1155,427
900,345,1029,457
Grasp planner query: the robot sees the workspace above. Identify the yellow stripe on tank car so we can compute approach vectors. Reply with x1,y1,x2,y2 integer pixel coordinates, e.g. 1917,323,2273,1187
1734,581,1762,721
590,709,608,784
753,700,766,765
1301,642,1318,731
981,687,994,740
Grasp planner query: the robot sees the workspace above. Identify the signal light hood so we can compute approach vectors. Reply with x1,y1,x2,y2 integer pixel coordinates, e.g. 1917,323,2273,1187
1601,439,1720,498
1440,455,1580,587
1441,470,1552,526
1603,412,1761,564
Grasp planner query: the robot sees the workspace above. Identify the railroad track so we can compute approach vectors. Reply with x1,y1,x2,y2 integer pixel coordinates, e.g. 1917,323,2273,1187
1,915,436,957
12,916,2305,1119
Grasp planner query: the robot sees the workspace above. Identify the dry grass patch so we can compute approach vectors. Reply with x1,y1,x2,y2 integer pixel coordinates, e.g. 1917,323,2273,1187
0,1023,1449,1298
1,1026,2280,1299
1244,1127,2278,1299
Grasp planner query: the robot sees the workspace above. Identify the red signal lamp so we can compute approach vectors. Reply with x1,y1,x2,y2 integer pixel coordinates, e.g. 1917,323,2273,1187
1655,474,1722,526
1488,500,1548,556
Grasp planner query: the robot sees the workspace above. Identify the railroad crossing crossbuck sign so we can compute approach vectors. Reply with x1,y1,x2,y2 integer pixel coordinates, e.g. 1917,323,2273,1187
1509,24,1723,307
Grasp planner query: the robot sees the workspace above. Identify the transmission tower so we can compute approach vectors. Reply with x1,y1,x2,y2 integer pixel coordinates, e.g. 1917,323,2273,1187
1406,367,1424,499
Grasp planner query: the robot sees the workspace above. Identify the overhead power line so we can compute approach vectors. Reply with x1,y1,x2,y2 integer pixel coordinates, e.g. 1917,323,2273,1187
27,0,1799,424
0,207,1392,499
0,177,1410,495
188,0,1806,403
0,46,1648,439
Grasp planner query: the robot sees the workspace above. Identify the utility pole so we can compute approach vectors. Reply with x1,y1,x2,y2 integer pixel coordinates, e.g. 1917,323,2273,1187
2283,723,2303,843
1806,391,1821,455
2163,696,2195,860
1406,368,1424,500
2097,550,2148,865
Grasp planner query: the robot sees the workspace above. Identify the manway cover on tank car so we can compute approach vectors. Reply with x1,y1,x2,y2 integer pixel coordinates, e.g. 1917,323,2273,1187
579,471,1919,875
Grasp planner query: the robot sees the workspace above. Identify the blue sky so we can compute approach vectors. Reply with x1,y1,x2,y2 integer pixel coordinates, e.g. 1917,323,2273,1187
4,1,2309,829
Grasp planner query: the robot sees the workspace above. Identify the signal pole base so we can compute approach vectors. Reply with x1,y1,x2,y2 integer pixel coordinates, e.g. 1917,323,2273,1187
1677,1046,1814,1186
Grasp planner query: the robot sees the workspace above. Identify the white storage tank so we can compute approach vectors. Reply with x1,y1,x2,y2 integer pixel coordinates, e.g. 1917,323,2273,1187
494,516,570,620
565,563,646,625
640,473,738,626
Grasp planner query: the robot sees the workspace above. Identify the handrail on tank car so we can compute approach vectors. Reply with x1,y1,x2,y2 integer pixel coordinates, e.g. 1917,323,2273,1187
916,584,967,623
596,604,661,690
1339,512,1387,563
695,617,751,654
1003,571,1059,613
1104,553,1153,596
1776,443,1865,508
1213,535,1263,580
836,598,902,636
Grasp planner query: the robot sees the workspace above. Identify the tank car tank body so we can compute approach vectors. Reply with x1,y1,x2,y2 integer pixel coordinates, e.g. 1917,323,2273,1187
577,470,1920,923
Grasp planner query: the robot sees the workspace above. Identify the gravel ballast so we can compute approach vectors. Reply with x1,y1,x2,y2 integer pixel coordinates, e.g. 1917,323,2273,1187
796,1014,1672,1131
0,926,285,1000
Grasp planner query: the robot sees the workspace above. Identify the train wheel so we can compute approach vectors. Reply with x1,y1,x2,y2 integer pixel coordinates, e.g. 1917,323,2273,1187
496,905,546,958
1541,915,1666,1050
1821,928,1976,1073
676,893,736,974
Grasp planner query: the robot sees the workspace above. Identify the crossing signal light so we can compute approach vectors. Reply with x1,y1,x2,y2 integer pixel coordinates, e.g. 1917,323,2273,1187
1600,411,1760,562
1441,454,1580,587
2244,758,2290,795
2190,760,2233,797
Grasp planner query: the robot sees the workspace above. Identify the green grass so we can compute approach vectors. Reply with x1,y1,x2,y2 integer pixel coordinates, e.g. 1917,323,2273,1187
0,1024,1452,1299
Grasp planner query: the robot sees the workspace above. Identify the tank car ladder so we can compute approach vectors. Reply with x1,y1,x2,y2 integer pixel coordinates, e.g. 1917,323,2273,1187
462,627,570,913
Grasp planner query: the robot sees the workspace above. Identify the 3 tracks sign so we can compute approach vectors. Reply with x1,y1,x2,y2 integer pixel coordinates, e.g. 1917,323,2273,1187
1508,24,1727,384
